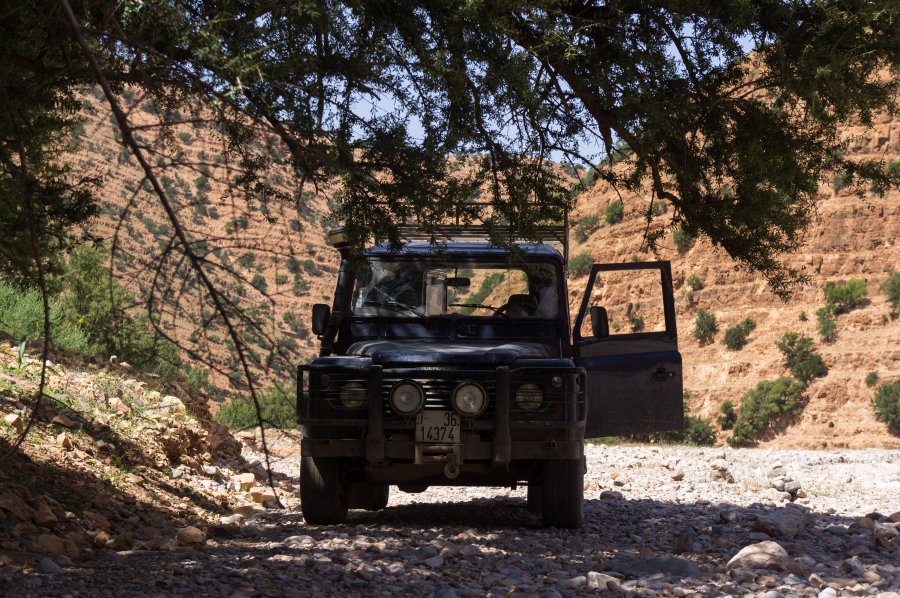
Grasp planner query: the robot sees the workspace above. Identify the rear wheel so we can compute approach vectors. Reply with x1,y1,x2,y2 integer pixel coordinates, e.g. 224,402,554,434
527,482,542,514
300,456,348,524
540,458,584,528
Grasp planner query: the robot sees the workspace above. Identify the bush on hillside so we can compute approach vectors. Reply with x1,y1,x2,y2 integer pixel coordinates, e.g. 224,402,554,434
673,227,694,253
216,384,297,430
0,283,90,353
872,381,900,430
775,332,827,384
727,377,807,447
882,271,900,317
686,274,704,292
723,317,756,350
717,400,736,430
823,279,868,314
692,309,717,344
574,214,601,243
865,371,879,388
816,306,837,342
605,199,624,225
569,252,593,277
643,396,716,446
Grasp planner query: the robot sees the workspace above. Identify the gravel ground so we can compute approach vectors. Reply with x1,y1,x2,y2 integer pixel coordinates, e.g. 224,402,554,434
6,445,900,597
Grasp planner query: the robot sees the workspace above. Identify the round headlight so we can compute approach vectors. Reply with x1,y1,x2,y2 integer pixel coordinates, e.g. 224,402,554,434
339,382,366,409
452,382,487,416
390,381,424,415
515,383,544,411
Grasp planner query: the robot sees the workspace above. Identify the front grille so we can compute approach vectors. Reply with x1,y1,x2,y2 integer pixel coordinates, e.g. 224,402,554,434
314,371,368,416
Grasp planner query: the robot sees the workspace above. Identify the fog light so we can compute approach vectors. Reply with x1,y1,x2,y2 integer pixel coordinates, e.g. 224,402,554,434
390,381,424,415
452,382,487,416
515,383,544,411
551,375,563,388
339,382,366,409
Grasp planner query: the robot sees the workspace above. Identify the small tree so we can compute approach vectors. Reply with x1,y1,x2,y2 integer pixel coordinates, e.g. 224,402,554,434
824,279,868,314
723,317,756,350
728,377,806,447
717,400,736,430
776,332,828,384
872,382,900,430
816,306,837,342
882,271,900,317
692,309,717,344
605,199,624,225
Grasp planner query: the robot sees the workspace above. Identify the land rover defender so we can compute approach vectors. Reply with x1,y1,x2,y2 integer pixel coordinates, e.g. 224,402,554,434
298,225,682,528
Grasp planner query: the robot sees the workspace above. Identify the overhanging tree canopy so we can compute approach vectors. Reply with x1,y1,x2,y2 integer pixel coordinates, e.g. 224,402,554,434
1,0,898,295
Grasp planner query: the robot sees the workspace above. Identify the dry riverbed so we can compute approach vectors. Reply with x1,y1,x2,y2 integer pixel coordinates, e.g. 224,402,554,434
6,444,900,597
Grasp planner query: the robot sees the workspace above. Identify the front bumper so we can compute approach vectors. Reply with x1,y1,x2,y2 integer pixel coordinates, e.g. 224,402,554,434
297,363,587,466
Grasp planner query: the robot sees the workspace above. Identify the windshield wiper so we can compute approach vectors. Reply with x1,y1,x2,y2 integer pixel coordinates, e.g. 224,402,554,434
448,303,507,318
364,300,424,318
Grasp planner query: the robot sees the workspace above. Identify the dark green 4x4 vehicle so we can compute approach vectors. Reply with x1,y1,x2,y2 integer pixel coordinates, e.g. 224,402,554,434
298,226,682,527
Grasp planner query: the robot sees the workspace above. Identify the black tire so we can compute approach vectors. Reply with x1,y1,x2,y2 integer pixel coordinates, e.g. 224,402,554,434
300,456,348,524
540,458,584,528
527,482,542,514
348,483,390,511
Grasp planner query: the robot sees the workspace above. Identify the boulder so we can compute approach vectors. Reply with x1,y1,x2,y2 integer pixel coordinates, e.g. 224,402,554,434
754,507,814,540
232,472,256,491
726,541,791,572
176,526,206,546
4,413,24,432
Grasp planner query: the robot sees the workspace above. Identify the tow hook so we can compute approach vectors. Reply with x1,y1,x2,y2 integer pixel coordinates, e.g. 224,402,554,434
443,455,460,479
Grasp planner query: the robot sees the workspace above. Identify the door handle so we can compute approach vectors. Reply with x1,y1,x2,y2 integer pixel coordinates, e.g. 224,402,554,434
651,368,675,381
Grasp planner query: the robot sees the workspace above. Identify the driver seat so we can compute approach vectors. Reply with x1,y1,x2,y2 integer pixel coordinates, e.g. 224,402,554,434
502,294,537,317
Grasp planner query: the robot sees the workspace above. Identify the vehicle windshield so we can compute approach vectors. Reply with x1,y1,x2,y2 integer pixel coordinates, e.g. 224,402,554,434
350,260,560,319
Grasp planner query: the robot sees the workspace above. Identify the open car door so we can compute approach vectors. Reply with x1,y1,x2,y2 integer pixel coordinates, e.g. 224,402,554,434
573,262,683,438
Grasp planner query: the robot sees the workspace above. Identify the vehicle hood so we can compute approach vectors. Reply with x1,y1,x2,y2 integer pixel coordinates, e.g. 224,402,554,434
345,340,556,365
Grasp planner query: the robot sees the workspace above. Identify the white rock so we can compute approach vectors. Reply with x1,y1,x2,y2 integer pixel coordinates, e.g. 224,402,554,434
726,541,791,571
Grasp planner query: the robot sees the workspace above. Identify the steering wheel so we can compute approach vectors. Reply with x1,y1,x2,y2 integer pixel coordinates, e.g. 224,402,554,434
495,295,538,318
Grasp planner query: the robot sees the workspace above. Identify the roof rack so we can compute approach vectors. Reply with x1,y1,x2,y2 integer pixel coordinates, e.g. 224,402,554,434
328,219,570,261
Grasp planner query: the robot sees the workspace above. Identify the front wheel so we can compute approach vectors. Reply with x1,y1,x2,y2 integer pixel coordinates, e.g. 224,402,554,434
300,456,348,524
540,458,584,528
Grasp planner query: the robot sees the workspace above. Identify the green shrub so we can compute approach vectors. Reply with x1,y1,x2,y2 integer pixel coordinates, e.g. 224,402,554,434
0,283,90,353
576,214,601,243
186,367,211,394
728,377,807,447
686,274,704,292
238,252,256,269
251,274,268,293
275,274,289,285
723,317,756,350
798,311,808,322
605,199,624,225
292,275,309,296
717,400,736,430
776,332,827,384
823,279,868,314
569,252,593,277
458,272,505,315
650,200,667,216
887,160,900,177
832,171,851,191
816,306,836,342
673,227,694,253
692,309,717,344
872,382,900,430
882,271,900,317
648,398,715,446
864,371,879,388
216,384,297,430
627,310,645,332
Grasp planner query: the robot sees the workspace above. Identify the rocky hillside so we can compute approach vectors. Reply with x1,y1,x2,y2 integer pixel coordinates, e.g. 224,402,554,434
568,107,899,449
0,340,300,570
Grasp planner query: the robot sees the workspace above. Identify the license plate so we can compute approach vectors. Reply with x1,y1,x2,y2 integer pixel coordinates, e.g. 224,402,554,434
415,411,460,443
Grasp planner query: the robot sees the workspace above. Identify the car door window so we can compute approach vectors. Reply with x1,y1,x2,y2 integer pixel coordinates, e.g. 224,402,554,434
576,267,667,338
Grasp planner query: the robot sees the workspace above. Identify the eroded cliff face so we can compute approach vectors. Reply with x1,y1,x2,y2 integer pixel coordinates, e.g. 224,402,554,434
568,107,899,449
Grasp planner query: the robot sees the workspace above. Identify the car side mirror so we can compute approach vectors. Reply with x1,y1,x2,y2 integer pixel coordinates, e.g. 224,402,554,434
311,304,331,336
590,306,609,338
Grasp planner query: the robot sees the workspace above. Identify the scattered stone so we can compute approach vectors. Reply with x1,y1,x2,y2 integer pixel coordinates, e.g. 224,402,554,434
559,575,586,590
599,490,623,500
608,555,700,578
32,498,58,526
825,524,848,536
754,507,814,540
250,486,276,504
202,465,218,476
38,557,63,574
671,470,685,481
176,526,206,546
56,431,73,450
50,414,76,428
220,514,244,526
587,571,620,591
726,541,791,572
108,397,130,414
4,413,24,432
232,472,256,491
83,511,110,530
